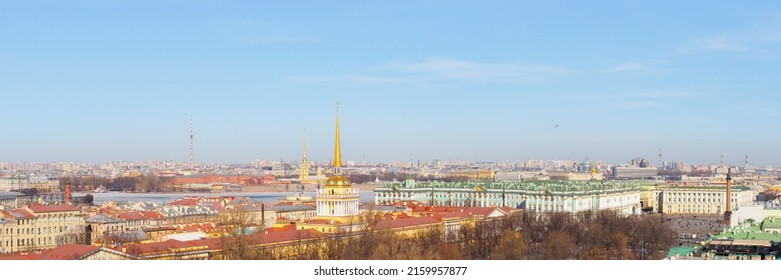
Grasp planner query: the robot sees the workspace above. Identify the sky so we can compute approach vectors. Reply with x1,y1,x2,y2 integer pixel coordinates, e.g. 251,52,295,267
0,1,780,166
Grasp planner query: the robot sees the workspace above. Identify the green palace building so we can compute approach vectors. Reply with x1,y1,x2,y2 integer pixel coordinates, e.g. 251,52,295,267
375,179,644,215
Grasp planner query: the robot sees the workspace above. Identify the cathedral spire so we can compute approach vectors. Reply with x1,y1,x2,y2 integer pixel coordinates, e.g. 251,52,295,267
333,102,342,168
303,129,307,161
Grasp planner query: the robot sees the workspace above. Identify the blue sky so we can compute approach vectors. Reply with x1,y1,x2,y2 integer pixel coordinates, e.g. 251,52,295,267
1,1,780,166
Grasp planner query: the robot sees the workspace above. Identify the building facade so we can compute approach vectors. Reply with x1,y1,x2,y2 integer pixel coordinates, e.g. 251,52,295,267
0,204,87,253
376,179,643,215
612,166,658,179
654,186,754,214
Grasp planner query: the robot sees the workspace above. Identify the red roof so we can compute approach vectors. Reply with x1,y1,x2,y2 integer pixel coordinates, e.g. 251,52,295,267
266,224,297,232
499,206,519,214
27,203,79,213
120,229,324,257
0,244,101,260
376,216,441,230
117,211,144,220
141,211,165,219
413,205,500,217
38,244,101,260
169,199,199,206
2,209,35,219
257,229,324,243
0,252,35,260
427,212,470,220
125,239,204,255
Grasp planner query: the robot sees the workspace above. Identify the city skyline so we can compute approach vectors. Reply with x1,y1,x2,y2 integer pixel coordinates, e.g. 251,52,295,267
1,2,780,165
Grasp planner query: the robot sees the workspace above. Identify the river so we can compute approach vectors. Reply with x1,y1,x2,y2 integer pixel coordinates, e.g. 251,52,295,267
77,191,376,205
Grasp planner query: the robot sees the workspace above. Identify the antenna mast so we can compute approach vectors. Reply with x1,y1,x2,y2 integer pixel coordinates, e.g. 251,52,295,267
189,116,194,171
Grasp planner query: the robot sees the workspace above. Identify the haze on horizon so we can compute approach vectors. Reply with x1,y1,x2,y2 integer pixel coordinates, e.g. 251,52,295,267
0,1,779,167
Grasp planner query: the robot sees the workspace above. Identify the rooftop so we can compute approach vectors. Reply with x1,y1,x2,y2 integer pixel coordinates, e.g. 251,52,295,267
0,244,104,260
0,192,24,200
376,216,441,230
2,209,34,219
27,203,79,213
709,224,781,242
667,246,697,258
273,204,315,213
761,217,781,230
379,179,645,195
85,214,124,223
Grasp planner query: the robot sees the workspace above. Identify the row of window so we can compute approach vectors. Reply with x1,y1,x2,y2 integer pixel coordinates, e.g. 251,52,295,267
1,226,70,236
666,198,737,203
666,192,740,197
16,216,77,225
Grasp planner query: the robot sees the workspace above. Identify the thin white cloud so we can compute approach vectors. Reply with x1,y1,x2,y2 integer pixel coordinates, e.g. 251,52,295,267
285,75,405,83
607,101,656,110
386,58,570,81
233,37,319,43
284,76,340,83
684,35,748,52
600,63,649,73
572,88,706,101
764,32,781,43
634,88,712,99
345,75,405,83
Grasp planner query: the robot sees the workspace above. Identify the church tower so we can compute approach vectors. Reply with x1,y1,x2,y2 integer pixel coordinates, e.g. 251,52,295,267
299,131,310,183
316,102,360,223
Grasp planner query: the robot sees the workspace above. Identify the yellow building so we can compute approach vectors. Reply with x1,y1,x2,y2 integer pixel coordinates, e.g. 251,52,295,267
300,104,362,234
654,185,754,214
450,170,496,180
0,204,86,253
639,184,658,211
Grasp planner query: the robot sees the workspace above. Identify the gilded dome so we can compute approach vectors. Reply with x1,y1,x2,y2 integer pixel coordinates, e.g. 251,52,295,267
325,175,352,187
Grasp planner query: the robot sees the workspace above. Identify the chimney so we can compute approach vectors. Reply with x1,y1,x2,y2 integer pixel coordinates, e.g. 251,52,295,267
65,181,72,205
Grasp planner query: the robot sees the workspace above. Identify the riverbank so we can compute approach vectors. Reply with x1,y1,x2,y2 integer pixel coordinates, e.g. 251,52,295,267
77,190,376,205
241,183,380,192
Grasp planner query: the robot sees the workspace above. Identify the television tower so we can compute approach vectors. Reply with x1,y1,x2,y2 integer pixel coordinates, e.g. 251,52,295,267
745,155,748,169
657,148,663,169
189,116,194,171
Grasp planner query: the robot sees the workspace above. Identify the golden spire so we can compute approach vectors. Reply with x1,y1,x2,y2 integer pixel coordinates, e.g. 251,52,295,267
333,102,342,168
303,129,307,161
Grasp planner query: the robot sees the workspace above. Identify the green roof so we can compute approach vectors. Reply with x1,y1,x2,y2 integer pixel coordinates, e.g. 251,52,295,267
709,224,781,242
667,247,696,258
762,217,781,230
379,179,644,195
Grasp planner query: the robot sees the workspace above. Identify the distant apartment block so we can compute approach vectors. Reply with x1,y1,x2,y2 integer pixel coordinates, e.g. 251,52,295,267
494,171,549,181
612,166,658,179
